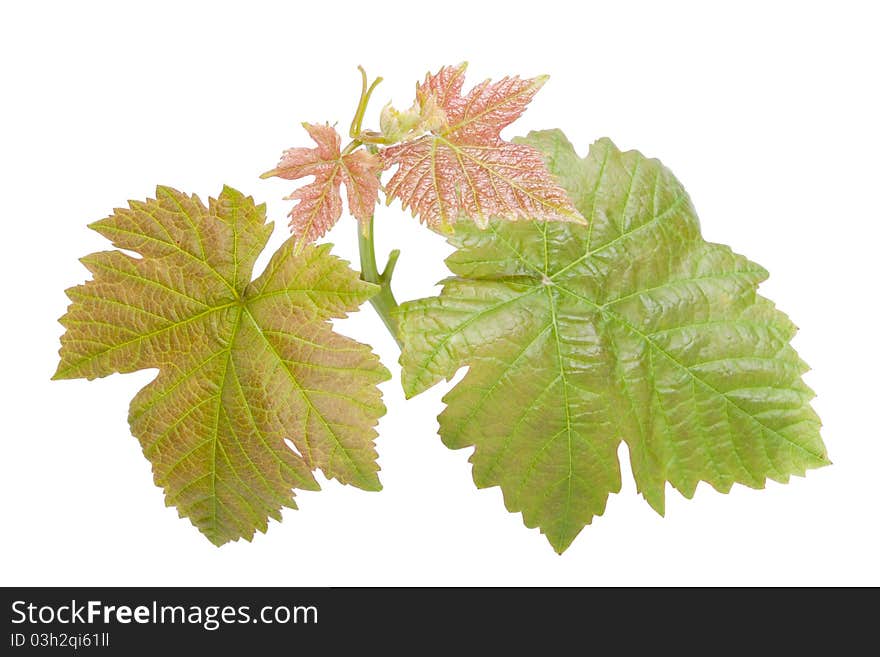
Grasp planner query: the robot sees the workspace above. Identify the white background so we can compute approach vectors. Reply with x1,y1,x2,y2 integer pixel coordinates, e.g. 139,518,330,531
2,1,878,586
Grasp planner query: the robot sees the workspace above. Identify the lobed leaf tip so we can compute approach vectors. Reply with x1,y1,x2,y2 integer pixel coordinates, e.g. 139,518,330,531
154,184,182,199
206,534,229,548
220,183,240,197
532,74,550,88
50,364,68,381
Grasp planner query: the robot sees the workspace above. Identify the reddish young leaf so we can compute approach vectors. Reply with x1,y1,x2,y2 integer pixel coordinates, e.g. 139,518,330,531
264,123,382,241
382,64,585,230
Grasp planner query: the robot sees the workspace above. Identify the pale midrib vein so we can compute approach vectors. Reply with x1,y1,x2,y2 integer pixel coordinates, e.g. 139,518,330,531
511,426,568,501
241,307,372,485
339,155,374,220
483,150,520,224
444,275,538,287
542,285,573,542
553,284,825,460
206,305,243,540
217,406,277,514
211,476,254,537
69,290,172,323
262,349,385,377
304,388,381,412
430,139,444,224
260,328,365,354
214,436,266,531
299,161,342,240
435,135,580,219
538,288,622,536
549,193,690,282
64,318,138,336
407,287,542,392
602,268,767,308
452,145,482,218
539,221,549,275
161,438,212,481
650,318,789,339
166,471,212,505
85,257,210,308
227,360,314,487
482,372,562,482
97,223,238,298
385,144,432,205
57,302,236,377
604,325,649,461
445,80,539,136
486,223,544,278
229,197,240,291
684,367,730,484
226,364,310,486
147,404,215,467
133,350,226,421
691,355,805,370
248,287,366,303
407,152,440,219
584,142,612,252
247,236,299,297
159,187,209,262
447,322,552,439
721,398,766,485
613,154,641,244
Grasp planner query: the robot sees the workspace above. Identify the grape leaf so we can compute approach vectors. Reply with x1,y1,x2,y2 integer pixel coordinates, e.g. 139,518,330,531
53,186,390,546
263,122,383,241
397,130,828,553
381,64,585,231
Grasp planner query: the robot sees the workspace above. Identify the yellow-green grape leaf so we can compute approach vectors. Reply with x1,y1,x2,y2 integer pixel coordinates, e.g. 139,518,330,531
397,130,828,553
54,186,390,546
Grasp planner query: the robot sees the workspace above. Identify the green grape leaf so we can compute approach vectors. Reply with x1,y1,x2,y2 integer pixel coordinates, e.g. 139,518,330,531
54,186,390,546
397,130,828,553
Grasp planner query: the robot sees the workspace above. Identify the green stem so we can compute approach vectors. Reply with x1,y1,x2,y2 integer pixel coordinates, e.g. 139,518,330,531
349,68,400,345
358,216,402,347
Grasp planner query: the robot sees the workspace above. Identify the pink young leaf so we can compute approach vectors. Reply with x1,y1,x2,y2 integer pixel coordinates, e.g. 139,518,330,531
265,123,382,241
382,63,585,230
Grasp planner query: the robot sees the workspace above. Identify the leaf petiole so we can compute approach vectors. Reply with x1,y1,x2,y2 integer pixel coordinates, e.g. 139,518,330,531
357,214,401,347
